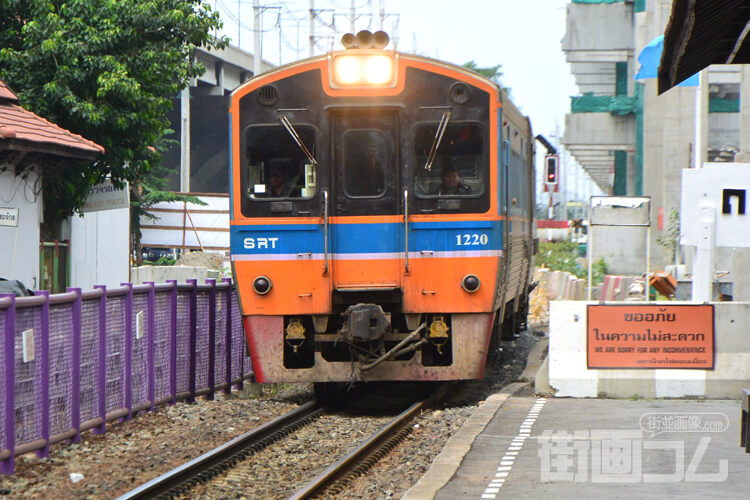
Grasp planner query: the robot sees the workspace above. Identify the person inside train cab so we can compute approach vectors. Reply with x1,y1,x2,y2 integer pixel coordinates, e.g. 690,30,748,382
266,160,300,198
437,164,471,195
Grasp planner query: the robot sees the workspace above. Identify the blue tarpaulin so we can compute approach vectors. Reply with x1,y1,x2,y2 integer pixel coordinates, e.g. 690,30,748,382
636,35,698,86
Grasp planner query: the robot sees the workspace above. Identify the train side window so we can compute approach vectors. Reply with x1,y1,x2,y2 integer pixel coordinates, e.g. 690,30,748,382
243,125,316,199
413,122,484,198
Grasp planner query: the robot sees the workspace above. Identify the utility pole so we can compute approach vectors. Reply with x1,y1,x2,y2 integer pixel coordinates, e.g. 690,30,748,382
309,0,315,57
392,14,399,50
214,0,218,39
180,87,190,193
253,0,261,76
296,20,301,59
350,0,355,33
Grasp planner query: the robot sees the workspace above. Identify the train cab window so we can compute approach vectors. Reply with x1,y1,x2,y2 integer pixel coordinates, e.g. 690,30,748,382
243,125,316,200
342,129,388,197
414,123,485,198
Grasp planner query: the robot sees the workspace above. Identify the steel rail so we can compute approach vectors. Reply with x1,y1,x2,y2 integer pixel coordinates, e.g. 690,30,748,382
289,387,447,500
116,400,323,500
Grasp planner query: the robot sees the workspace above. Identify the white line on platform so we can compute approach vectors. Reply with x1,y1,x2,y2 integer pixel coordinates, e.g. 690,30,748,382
479,398,547,499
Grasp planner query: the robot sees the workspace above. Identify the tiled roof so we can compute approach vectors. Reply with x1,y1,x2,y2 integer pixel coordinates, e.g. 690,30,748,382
0,79,104,158
0,80,17,102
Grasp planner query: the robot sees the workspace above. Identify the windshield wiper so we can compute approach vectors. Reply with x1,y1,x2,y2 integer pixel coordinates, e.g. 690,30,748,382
279,114,318,165
423,111,451,171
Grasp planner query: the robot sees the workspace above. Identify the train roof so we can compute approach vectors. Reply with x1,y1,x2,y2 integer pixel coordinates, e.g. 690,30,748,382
232,50,501,95
231,50,532,132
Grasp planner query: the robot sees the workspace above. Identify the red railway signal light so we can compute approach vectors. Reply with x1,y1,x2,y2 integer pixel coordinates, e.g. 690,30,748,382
545,155,559,185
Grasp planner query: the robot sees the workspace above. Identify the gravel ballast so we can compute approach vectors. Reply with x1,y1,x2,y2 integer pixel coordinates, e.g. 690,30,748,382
0,324,544,499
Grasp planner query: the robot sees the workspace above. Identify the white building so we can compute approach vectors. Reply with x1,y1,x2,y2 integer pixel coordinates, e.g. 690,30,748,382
0,80,104,292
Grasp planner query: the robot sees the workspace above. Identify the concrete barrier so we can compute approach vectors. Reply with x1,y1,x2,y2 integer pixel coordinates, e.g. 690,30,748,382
547,301,750,399
535,268,586,300
131,265,220,284
599,275,639,301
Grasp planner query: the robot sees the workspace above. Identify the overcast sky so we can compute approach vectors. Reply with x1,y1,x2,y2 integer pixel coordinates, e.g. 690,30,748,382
215,0,597,198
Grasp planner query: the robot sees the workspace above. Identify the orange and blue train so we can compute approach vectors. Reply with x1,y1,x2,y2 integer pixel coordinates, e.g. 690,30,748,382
229,30,536,388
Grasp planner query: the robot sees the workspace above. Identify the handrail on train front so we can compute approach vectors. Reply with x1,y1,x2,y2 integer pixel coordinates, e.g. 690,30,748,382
404,189,410,273
323,189,329,276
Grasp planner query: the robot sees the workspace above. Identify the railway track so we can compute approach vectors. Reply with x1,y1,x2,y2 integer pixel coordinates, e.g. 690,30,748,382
289,394,437,499
117,385,447,499
115,400,325,499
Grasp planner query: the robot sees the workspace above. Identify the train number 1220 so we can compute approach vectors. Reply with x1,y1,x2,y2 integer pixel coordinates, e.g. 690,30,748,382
456,233,488,246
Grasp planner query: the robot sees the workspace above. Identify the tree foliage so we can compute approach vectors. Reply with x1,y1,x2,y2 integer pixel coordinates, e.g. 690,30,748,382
0,0,227,223
463,60,509,93
130,180,206,265
656,209,681,264
537,240,608,286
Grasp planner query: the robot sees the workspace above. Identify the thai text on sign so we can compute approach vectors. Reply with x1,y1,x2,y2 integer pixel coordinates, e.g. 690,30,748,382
587,304,714,369
0,207,19,227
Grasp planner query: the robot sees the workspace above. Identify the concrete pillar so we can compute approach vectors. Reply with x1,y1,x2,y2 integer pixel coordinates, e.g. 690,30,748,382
626,151,636,196
730,67,750,300
613,150,627,195
180,88,190,193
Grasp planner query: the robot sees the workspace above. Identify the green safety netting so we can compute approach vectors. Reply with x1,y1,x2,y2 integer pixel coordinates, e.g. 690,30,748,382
573,0,645,10
570,93,636,115
709,98,740,113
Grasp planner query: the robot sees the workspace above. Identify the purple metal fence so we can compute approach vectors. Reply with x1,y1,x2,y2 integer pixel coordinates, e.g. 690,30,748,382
0,279,252,475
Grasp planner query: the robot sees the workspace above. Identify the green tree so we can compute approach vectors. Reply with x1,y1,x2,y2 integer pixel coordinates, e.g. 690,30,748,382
131,181,206,265
0,0,227,228
656,209,681,264
462,60,509,93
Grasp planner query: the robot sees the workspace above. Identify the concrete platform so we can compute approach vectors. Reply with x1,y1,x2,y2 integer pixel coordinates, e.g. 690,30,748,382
406,394,749,499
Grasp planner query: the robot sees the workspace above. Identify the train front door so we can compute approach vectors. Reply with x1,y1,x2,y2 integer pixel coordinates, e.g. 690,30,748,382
330,110,402,290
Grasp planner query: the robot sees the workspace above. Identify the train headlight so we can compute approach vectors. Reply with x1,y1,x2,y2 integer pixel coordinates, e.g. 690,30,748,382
334,56,362,84
331,53,395,87
364,56,393,84
461,274,481,293
253,276,272,295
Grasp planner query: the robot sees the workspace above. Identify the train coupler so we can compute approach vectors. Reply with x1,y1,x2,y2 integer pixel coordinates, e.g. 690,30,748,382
339,303,391,343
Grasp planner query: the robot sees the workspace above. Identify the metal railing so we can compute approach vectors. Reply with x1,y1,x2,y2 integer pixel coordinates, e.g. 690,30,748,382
0,278,252,475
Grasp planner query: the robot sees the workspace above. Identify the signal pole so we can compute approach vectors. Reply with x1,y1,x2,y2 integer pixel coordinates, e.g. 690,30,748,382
253,0,261,76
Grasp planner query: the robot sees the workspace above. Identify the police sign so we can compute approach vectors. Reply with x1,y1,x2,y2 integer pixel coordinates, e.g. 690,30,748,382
82,179,129,213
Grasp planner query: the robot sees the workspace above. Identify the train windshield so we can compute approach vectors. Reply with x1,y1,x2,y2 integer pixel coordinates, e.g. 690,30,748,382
413,122,485,198
342,129,388,197
243,125,316,199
